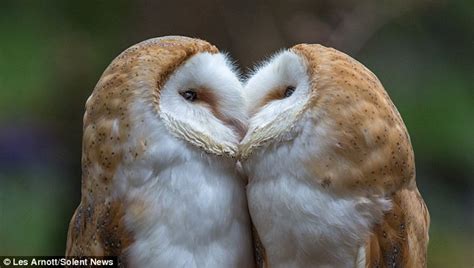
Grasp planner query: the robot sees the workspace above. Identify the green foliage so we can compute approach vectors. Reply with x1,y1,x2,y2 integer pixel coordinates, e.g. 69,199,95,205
0,172,74,255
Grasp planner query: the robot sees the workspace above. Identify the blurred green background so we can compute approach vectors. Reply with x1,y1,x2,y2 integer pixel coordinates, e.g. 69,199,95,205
0,0,472,266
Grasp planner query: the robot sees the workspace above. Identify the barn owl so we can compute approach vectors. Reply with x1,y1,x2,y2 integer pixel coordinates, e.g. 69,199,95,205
240,44,430,267
66,36,255,267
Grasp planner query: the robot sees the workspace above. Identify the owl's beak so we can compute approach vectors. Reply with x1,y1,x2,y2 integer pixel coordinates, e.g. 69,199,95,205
223,118,248,142
213,105,248,142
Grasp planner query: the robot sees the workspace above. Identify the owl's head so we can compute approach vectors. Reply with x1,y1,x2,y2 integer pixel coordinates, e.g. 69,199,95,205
85,36,245,158
240,44,415,194
81,36,247,195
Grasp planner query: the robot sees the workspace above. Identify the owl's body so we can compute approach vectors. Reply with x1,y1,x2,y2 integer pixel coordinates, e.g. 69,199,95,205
122,120,252,267
241,44,429,267
66,36,254,267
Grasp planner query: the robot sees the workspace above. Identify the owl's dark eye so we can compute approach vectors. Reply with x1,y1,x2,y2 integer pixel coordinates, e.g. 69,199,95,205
180,89,197,102
283,86,296,98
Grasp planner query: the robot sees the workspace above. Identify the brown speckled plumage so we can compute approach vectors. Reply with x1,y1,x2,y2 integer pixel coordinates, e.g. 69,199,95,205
65,36,219,262
291,44,430,267
292,44,416,195
366,189,430,267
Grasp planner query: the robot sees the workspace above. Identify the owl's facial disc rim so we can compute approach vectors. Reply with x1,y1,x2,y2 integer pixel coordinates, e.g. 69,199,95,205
158,52,247,156
239,50,312,159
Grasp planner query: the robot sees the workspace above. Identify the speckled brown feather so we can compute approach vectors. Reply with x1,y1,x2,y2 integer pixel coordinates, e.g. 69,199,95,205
365,189,429,267
65,36,218,262
290,44,429,267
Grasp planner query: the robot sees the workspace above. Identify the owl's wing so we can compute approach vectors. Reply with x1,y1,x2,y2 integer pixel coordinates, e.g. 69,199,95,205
243,167,267,268
363,187,430,267
252,223,268,268
65,199,133,266
287,44,430,267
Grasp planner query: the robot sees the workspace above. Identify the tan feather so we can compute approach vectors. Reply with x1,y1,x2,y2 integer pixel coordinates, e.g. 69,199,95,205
291,44,415,195
365,188,430,267
66,36,219,262
295,43,430,267
243,44,429,267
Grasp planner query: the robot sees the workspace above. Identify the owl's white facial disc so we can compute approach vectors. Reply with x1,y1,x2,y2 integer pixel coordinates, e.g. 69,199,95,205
240,51,311,157
159,52,247,156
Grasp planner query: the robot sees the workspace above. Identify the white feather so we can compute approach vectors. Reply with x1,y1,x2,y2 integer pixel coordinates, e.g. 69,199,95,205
240,51,311,158
113,52,254,268
160,52,247,156
356,245,366,268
